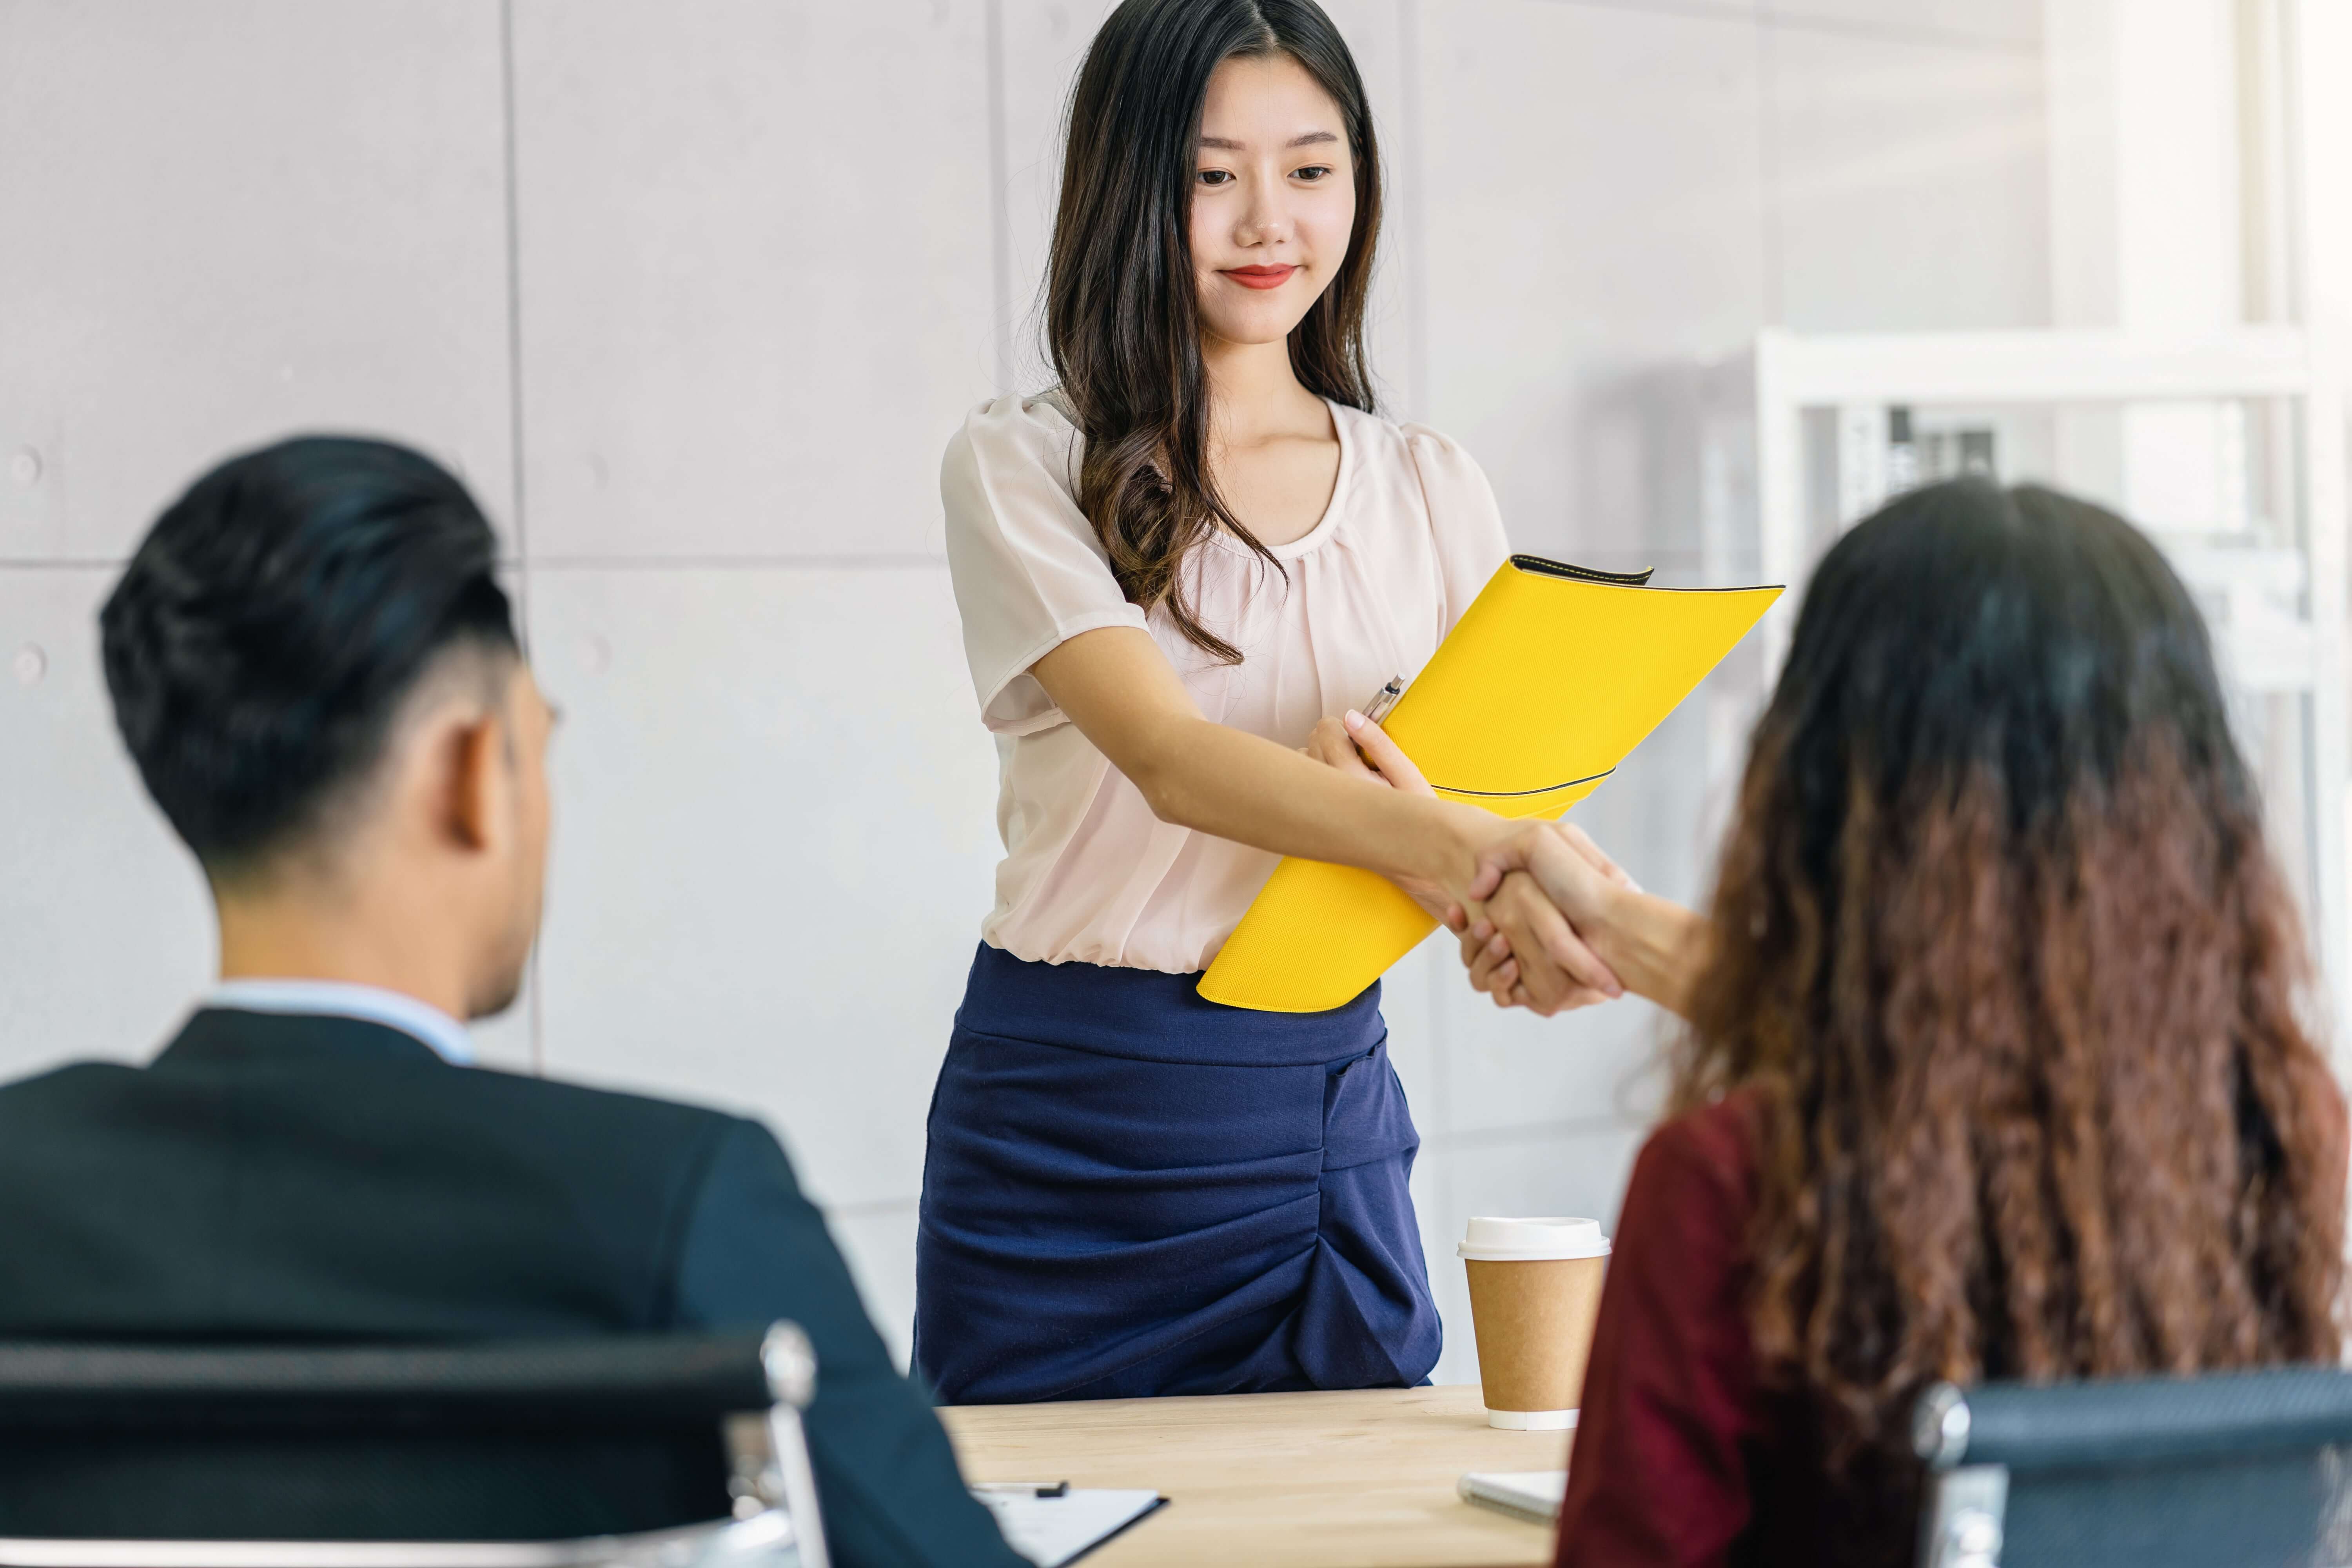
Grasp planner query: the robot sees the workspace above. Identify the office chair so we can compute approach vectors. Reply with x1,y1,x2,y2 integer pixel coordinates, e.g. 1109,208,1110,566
1913,1366,2352,1568
0,1323,828,1568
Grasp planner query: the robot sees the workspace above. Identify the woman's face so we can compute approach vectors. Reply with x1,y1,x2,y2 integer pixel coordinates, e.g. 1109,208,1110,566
1189,53,1356,350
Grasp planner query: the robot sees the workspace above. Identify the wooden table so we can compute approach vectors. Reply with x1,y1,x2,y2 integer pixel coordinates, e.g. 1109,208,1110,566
943,1384,1566,1568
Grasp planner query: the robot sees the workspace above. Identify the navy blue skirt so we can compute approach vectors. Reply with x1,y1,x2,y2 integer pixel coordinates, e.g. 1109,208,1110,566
913,943,1440,1405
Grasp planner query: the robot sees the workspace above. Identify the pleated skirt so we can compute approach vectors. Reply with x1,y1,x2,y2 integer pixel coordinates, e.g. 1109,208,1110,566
913,942,1441,1405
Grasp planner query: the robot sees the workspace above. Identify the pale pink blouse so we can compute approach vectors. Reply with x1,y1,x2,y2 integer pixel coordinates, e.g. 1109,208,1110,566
942,393,1510,975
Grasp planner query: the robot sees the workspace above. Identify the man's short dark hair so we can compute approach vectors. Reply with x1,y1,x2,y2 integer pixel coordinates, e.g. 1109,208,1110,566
102,435,519,871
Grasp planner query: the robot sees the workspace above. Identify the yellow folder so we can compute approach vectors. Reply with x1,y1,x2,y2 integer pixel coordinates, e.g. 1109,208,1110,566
1196,555,1783,1013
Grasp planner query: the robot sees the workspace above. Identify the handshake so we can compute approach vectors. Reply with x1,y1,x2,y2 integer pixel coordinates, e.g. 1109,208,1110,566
1306,710,1710,1020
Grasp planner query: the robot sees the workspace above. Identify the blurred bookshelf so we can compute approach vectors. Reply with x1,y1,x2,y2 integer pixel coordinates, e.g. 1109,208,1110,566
1700,327,2351,1011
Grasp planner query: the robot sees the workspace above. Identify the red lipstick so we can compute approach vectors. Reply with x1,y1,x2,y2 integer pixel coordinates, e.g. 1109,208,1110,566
1223,264,1298,290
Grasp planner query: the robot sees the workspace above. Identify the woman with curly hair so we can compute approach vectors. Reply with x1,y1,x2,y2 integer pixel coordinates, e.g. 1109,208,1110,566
1457,479,2348,1566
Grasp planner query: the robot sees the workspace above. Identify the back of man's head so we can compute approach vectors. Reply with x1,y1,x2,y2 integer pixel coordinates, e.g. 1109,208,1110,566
102,436,544,1018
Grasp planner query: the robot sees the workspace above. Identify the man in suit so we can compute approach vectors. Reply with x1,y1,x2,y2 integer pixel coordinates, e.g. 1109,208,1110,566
0,435,1025,1566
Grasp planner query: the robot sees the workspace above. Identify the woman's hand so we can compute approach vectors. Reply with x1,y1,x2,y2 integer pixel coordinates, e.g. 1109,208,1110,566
1459,823,1637,1013
1304,710,1464,929
1460,822,1710,1018
1298,718,1633,1000
1303,708,1429,791
1461,873,1613,1014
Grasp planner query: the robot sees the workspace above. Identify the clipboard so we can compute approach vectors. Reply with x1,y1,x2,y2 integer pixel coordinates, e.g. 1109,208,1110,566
970,1483,1168,1566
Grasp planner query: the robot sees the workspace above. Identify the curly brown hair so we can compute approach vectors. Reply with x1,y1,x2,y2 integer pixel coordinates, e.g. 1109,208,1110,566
1677,480,2346,1555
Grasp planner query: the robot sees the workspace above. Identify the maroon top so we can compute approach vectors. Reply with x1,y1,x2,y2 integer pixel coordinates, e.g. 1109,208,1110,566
1554,1085,2352,1568
1552,1095,1849,1568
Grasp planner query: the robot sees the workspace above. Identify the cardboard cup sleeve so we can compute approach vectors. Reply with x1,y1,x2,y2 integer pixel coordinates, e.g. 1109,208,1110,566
1458,1217,1612,1431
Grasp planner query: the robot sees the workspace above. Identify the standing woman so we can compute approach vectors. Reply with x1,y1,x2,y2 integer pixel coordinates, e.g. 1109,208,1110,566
916,0,1608,1404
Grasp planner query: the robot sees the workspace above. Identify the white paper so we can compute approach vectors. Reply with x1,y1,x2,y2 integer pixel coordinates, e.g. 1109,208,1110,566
969,1486,1166,1568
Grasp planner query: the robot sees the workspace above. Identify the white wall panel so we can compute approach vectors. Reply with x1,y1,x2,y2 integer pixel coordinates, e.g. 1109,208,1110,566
1771,0,2040,47
1768,24,2050,330
1421,0,1767,564
830,1200,920,1374
511,0,997,562
465,973,539,1073
1437,988,1675,1134
0,0,513,562
1419,0,1764,1140
0,569,210,1075
1445,1121,1648,1241
1611,0,1758,14
526,566,1001,1210
1374,921,1443,1119
996,1,1122,393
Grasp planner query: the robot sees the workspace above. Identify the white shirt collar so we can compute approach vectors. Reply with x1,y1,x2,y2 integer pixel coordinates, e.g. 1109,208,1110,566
202,979,476,1066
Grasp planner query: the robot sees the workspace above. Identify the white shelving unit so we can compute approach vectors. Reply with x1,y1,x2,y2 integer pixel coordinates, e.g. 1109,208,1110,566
1704,326,2350,1007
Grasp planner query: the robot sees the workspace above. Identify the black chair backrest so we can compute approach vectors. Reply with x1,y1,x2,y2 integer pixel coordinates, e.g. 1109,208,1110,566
1914,1367,2352,1568
0,1333,775,1543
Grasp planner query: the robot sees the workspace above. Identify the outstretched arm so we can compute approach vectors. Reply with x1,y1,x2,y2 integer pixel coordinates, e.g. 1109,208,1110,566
1034,626,1625,998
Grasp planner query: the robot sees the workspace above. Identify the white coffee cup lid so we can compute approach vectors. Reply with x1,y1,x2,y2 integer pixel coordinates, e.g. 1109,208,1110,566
1456,1216,1611,1262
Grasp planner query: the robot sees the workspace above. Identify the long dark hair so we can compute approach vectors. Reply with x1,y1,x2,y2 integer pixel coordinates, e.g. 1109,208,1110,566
1046,0,1382,663
1681,479,2345,1562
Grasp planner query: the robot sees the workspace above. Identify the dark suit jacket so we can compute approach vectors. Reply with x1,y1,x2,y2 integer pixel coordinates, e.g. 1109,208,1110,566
0,1007,1025,1566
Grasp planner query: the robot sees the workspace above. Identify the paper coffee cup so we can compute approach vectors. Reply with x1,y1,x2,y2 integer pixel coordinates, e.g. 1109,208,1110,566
1457,1217,1611,1431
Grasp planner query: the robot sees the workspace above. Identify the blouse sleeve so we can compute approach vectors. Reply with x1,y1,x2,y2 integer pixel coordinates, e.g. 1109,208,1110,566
1554,1102,1766,1568
1402,425,1512,629
941,395,1150,735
